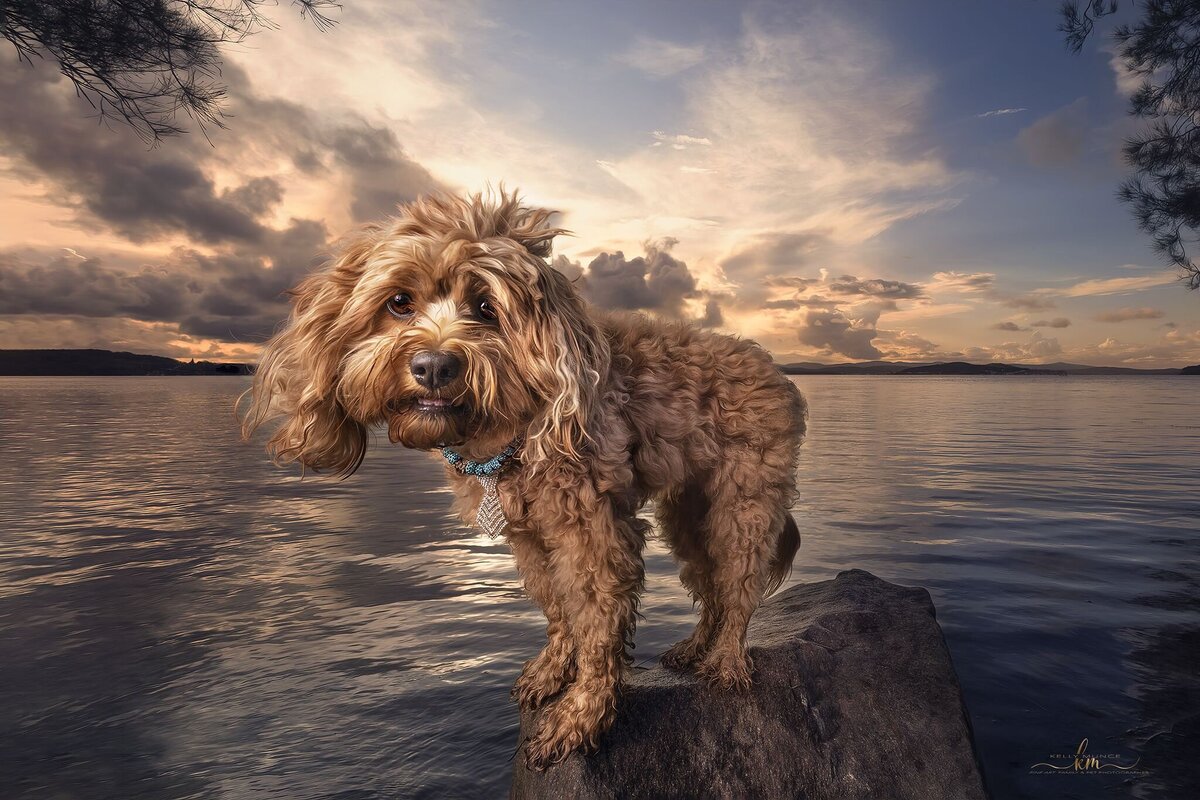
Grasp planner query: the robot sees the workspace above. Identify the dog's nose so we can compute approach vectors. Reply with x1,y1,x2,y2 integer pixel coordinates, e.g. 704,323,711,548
410,351,461,390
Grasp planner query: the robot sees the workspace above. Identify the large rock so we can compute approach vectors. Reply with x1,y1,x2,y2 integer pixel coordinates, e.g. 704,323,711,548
511,569,988,800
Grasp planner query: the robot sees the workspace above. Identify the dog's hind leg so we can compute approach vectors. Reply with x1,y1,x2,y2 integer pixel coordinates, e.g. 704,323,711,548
657,481,721,669
698,443,797,690
510,535,575,710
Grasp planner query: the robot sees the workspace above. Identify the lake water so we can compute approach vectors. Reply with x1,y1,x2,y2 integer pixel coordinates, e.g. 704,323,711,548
0,375,1197,799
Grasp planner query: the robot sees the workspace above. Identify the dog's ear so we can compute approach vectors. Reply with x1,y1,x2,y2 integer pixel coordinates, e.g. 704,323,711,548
240,226,380,477
523,263,610,463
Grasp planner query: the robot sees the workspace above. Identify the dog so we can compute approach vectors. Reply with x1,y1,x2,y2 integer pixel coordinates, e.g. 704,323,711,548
241,190,807,769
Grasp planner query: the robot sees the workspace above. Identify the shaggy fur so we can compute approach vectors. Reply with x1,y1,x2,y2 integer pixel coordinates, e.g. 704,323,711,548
241,190,808,769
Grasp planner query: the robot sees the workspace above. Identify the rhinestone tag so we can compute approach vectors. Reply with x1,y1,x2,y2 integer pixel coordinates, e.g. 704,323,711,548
475,473,507,538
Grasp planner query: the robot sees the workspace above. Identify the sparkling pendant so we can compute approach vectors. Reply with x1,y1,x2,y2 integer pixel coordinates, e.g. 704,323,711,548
475,473,507,538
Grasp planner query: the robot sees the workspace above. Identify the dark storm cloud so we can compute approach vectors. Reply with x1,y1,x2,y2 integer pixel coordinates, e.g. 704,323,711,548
0,57,269,244
221,177,285,218
556,242,723,324
551,255,585,281
699,298,723,328
1032,317,1071,328
0,54,441,244
0,252,185,320
581,242,699,317
797,307,882,360
0,218,331,343
213,68,440,223
0,52,445,350
992,321,1029,332
326,122,441,222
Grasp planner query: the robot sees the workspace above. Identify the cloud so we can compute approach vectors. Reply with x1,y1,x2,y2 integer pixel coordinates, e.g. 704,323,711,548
1094,307,1165,323
0,46,449,354
797,307,883,360
0,251,186,321
651,131,713,150
0,315,259,360
1032,317,1071,328
699,298,724,328
763,295,841,310
0,216,330,343
876,329,941,358
551,254,584,281
616,37,707,77
0,61,270,245
763,275,823,290
826,275,925,300
930,271,996,292
733,265,937,359
1107,46,1144,97
0,53,439,246
1060,270,1179,296
1066,328,1200,367
590,5,961,271
992,321,1029,332
962,331,1063,362
999,292,1057,310
977,107,1027,118
577,240,704,319
720,232,829,284
1016,99,1089,167
324,121,441,222
222,177,286,218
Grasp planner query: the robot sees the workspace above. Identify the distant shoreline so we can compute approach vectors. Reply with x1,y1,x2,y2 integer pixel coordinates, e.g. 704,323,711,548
0,348,1196,377
780,359,1199,376
0,349,250,376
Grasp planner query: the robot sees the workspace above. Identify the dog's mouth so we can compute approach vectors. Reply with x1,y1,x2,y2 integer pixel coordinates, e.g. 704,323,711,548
415,396,466,414
386,394,473,450
389,396,469,416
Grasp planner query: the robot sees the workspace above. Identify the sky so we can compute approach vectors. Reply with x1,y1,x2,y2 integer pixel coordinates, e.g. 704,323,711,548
1,0,1198,367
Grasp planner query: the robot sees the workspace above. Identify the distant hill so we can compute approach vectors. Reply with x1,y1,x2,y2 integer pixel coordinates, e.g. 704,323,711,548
1183,365,1200,375
780,360,933,375
781,359,1193,376
0,349,250,376
897,361,1062,376
1017,361,1182,376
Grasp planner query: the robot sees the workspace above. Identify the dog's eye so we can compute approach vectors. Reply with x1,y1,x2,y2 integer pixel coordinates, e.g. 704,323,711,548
478,298,499,321
385,292,415,318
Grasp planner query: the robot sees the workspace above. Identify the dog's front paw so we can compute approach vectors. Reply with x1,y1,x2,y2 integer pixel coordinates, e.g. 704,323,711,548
661,634,709,670
511,644,575,710
522,686,613,771
522,703,586,770
698,646,754,691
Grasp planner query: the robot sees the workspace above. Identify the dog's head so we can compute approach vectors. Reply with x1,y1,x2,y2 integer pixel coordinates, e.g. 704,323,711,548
241,190,608,476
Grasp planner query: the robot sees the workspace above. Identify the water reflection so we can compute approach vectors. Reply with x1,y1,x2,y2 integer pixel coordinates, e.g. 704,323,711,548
0,375,1197,799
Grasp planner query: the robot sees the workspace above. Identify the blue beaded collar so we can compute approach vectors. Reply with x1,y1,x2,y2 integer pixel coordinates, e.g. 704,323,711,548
441,437,523,477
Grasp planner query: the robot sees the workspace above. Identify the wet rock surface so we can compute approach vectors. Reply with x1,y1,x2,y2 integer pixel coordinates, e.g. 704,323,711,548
511,569,988,800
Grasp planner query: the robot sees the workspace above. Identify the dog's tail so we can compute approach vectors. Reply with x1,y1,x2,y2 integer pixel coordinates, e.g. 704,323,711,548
763,514,801,597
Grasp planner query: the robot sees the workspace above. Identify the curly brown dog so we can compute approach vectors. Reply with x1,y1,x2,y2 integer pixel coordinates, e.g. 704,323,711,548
241,190,807,769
